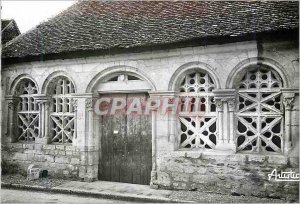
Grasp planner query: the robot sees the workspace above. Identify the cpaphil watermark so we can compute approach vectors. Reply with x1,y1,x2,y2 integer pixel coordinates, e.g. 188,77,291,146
93,96,207,116
268,169,299,182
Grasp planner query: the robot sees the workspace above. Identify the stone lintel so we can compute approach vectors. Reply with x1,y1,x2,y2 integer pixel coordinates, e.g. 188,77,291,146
5,95,18,101
72,93,95,98
281,88,299,95
148,91,177,97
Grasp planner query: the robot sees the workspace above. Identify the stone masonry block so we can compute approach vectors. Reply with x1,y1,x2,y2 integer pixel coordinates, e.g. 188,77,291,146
11,143,23,149
65,146,75,151
72,151,80,157
55,156,70,164
157,171,171,186
12,153,27,161
172,172,189,182
70,158,80,165
27,153,35,161
57,150,66,156
34,154,46,162
55,145,65,150
79,166,87,178
45,155,55,163
43,145,56,150
23,144,34,150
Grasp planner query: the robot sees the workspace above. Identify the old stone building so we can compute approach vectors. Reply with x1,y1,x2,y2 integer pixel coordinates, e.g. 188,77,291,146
1,1,299,199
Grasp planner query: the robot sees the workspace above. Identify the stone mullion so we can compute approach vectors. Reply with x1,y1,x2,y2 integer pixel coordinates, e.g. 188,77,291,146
44,101,49,142
228,98,235,146
71,98,78,140
215,99,224,145
35,95,50,144
213,89,236,151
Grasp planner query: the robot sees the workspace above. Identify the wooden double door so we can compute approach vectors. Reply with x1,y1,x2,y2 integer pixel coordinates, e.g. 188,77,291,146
99,93,152,185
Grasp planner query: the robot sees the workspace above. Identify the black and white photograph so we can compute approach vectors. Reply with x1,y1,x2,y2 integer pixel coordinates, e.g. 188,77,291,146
0,0,299,203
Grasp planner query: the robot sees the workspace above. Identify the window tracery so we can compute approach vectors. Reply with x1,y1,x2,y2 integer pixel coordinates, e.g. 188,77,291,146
236,67,283,153
49,77,75,144
15,79,39,142
177,71,217,149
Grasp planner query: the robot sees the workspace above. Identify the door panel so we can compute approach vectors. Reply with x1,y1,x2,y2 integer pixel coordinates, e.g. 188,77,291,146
99,93,152,185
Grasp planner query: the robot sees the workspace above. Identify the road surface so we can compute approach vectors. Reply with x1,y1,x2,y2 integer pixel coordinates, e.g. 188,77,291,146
1,188,134,203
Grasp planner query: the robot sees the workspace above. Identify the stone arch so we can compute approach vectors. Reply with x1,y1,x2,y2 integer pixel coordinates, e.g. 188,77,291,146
41,71,77,94
10,74,39,95
168,61,221,91
226,57,290,89
85,65,157,93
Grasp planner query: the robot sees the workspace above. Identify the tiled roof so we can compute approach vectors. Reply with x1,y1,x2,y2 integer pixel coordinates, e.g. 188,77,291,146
2,1,299,59
1,19,21,45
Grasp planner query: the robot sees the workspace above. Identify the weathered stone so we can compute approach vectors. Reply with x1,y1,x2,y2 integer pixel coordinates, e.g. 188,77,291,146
43,145,56,150
172,173,189,182
45,155,55,163
55,156,70,164
70,158,80,165
55,145,65,150
157,171,171,186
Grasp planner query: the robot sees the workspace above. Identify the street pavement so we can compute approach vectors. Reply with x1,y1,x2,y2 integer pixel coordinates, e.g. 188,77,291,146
1,189,135,203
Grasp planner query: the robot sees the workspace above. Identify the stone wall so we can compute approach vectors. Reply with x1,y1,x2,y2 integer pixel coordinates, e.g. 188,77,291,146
1,39,299,199
154,152,299,200
2,143,81,179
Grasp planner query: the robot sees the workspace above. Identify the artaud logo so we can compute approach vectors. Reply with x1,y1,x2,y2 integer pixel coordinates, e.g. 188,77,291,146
268,169,299,182
93,96,206,116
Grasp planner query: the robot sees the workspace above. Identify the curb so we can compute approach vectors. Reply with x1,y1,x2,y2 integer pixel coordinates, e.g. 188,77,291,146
1,183,189,203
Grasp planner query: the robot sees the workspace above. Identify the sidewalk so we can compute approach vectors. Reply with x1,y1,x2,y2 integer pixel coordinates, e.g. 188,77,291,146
1,175,290,203
2,180,185,203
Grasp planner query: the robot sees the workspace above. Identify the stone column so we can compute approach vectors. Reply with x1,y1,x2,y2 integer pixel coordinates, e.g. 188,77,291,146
35,95,50,144
282,90,296,155
5,96,19,143
228,98,236,148
215,98,224,145
213,89,236,151
84,96,98,181
71,98,78,140
148,91,176,188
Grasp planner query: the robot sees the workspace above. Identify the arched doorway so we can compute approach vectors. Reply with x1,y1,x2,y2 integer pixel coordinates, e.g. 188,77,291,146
91,70,154,185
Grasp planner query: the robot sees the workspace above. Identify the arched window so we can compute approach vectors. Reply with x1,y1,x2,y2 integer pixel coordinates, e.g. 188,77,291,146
48,76,75,144
15,79,39,142
177,71,217,149
236,66,283,153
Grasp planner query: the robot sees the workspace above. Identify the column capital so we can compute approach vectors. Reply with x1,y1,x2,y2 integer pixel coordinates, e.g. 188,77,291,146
71,98,78,112
6,96,19,110
33,94,49,106
214,98,224,111
227,98,236,112
283,96,295,110
85,98,93,110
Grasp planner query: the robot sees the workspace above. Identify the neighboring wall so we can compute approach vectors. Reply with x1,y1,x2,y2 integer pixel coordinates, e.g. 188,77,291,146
1,39,299,199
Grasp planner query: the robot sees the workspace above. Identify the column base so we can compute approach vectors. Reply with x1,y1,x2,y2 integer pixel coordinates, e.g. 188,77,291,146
150,170,158,189
215,142,236,152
